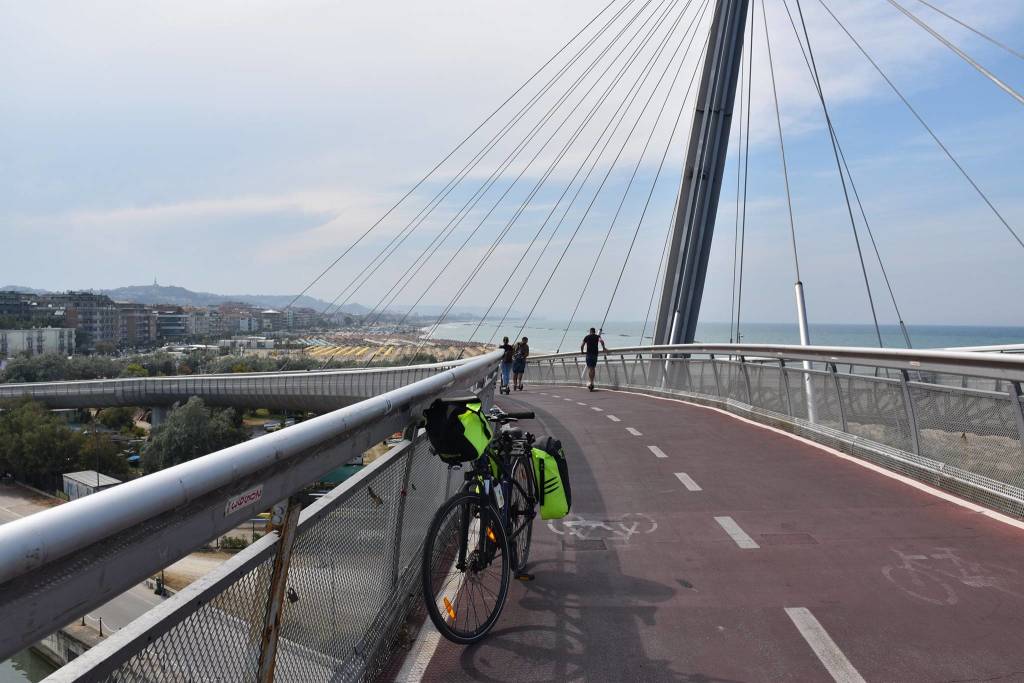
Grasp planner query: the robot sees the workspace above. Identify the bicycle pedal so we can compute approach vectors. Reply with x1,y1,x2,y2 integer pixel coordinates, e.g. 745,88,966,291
515,572,535,582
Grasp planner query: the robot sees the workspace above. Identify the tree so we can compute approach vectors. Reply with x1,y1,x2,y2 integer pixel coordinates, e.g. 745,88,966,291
142,397,248,473
0,399,130,488
119,363,149,378
96,406,137,431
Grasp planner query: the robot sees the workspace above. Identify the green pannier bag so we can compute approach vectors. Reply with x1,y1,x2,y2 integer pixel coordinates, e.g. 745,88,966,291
423,399,492,464
532,436,571,520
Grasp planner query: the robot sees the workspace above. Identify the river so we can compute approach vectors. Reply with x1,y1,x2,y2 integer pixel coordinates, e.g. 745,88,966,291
0,650,57,683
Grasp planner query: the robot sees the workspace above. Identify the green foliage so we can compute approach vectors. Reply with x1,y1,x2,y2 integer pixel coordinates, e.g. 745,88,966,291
0,399,131,487
220,536,248,550
119,363,149,378
142,397,248,473
96,406,137,431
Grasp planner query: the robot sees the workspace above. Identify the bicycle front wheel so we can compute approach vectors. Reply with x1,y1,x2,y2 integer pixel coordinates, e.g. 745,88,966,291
422,491,511,644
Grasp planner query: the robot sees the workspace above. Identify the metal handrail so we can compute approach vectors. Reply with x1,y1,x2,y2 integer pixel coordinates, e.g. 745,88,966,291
531,343,1024,382
0,350,501,660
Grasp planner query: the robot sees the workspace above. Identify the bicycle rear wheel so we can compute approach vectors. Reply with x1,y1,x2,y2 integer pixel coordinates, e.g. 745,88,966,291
509,457,535,572
422,491,511,644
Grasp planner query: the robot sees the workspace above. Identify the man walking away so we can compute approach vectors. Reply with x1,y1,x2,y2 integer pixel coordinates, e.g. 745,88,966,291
512,336,530,391
581,328,607,391
499,336,514,394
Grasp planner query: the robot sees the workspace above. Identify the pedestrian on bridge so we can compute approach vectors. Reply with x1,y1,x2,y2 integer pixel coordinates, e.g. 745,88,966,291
499,336,514,394
581,327,607,391
512,336,529,391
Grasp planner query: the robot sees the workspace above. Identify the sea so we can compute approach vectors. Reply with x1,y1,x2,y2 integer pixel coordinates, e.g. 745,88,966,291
427,320,1024,354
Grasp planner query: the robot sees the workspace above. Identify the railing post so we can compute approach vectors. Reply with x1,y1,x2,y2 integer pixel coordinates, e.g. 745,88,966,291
257,496,303,683
829,363,848,432
900,369,922,455
1007,382,1024,450
710,354,723,398
779,359,794,416
620,354,629,386
390,428,417,589
739,356,753,405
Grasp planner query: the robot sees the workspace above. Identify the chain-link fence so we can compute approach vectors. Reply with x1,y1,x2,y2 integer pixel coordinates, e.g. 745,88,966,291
62,434,457,683
530,348,1024,519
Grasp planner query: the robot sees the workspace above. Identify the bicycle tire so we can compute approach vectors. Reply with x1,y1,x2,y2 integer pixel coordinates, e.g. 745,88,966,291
510,457,535,572
422,491,511,644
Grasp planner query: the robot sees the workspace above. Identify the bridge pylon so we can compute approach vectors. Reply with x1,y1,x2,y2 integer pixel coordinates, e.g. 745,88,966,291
654,0,749,345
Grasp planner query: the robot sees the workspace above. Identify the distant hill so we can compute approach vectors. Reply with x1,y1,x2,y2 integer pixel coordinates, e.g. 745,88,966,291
98,285,373,314
2,284,368,314
1,284,520,318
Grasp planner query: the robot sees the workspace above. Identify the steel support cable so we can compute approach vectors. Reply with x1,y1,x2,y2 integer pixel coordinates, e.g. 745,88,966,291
913,0,1024,61
509,4,712,346
762,2,802,283
729,51,746,343
357,0,676,334
366,0,687,365
460,0,710,354
364,0,680,335
317,0,647,321
284,0,626,313
595,7,715,338
815,0,1024,252
557,0,711,352
734,0,756,344
777,4,914,347
411,0,703,362
885,0,1024,106
323,0,668,368
789,0,885,347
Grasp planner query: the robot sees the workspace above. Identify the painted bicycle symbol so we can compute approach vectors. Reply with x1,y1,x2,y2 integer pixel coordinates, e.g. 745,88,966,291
881,547,1023,606
547,513,657,543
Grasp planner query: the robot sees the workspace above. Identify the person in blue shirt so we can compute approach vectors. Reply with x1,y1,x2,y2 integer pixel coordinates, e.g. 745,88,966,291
498,337,514,393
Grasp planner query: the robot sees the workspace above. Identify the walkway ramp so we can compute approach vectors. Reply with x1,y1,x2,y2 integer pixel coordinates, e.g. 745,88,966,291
403,387,1024,682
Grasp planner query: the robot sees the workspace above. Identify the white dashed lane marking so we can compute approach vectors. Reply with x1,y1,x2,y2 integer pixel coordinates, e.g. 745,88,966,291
626,427,642,436
607,415,621,422
674,473,702,491
785,608,866,683
647,445,668,459
577,402,587,406
591,406,603,412
714,516,759,549
564,398,572,401
551,394,561,398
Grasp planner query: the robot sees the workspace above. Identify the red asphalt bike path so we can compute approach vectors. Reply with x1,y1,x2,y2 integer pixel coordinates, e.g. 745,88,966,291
400,386,1024,682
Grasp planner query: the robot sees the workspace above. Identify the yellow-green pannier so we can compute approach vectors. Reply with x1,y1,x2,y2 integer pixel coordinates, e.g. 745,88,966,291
532,436,571,520
424,398,492,464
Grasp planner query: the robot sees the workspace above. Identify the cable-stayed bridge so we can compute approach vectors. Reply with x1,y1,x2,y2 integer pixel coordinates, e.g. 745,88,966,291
2,0,1023,680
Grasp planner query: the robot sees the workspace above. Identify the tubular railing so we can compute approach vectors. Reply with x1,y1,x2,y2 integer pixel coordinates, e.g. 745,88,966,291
530,344,1024,518
0,357,494,412
0,350,501,674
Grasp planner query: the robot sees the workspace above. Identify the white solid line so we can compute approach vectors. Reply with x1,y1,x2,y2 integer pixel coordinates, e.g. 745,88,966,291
394,622,442,682
714,516,759,549
597,386,1024,535
591,406,603,412
785,607,866,683
626,427,642,436
607,414,621,422
647,445,668,459
674,472,702,491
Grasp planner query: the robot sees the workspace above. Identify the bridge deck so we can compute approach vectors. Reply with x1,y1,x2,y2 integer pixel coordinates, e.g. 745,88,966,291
396,386,1024,682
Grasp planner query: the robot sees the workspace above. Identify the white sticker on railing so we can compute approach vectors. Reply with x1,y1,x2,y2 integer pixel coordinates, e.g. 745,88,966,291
225,484,264,516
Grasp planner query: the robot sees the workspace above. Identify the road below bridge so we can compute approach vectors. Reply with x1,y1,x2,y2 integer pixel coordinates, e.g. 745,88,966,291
395,385,1024,682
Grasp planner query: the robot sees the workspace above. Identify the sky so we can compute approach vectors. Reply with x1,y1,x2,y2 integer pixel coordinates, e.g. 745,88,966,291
1,0,1022,327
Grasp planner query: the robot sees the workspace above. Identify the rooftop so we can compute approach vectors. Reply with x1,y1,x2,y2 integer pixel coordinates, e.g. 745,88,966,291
62,471,122,487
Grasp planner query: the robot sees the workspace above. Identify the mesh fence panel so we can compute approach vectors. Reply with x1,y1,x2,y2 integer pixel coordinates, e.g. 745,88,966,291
108,554,274,682
101,437,458,683
911,384,1024,490
838,375,914,453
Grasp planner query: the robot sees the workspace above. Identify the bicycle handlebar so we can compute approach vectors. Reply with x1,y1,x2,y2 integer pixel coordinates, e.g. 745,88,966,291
503,411,535,420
